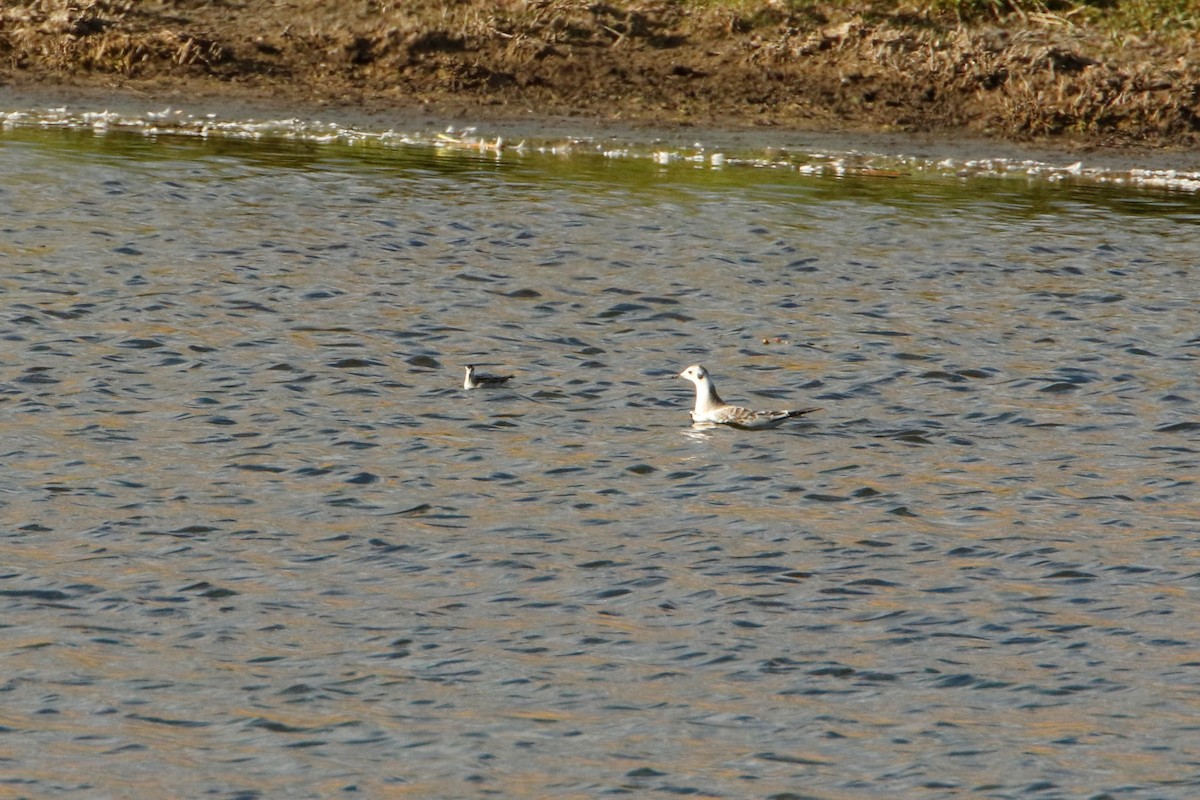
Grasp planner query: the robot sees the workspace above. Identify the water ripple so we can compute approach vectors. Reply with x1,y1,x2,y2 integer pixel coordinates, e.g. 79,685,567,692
0,122,1197,799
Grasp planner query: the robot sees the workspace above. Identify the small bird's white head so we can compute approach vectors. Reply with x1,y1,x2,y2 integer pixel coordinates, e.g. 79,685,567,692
679,364,709,385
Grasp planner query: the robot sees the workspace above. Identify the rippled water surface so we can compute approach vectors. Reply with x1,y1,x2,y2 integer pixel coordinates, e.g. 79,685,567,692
2,119,1199,799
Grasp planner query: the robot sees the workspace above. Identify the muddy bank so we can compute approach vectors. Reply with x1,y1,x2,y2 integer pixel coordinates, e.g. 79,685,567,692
2,1,1198,150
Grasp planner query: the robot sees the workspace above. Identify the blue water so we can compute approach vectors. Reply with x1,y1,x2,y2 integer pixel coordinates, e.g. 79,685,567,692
1,117,1198,799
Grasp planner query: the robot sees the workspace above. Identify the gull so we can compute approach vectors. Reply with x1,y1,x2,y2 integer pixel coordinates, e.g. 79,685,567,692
463,364,512,390
678,364,819,429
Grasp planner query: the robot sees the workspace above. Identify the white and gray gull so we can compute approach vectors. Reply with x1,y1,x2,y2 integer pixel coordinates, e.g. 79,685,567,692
679,364,819,429
463,364,513,390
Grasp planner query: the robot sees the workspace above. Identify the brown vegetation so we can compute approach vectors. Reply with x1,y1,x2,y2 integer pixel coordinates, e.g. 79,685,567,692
1,0,1198,147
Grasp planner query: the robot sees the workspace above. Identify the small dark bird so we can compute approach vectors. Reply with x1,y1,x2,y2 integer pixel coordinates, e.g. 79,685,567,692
463,365,512,390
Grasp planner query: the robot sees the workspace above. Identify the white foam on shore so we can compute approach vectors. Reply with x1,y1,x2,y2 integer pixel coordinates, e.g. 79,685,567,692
5,105,1200,193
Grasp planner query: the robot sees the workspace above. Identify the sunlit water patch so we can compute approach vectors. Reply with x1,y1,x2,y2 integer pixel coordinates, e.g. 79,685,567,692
1,112,1198,799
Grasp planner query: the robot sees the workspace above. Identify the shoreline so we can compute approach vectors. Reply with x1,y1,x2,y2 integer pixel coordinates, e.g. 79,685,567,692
5,81,1200,183
3,1,1199,161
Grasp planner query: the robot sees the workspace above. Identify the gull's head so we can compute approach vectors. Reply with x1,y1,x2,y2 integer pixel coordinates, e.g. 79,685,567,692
679,364,708,385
